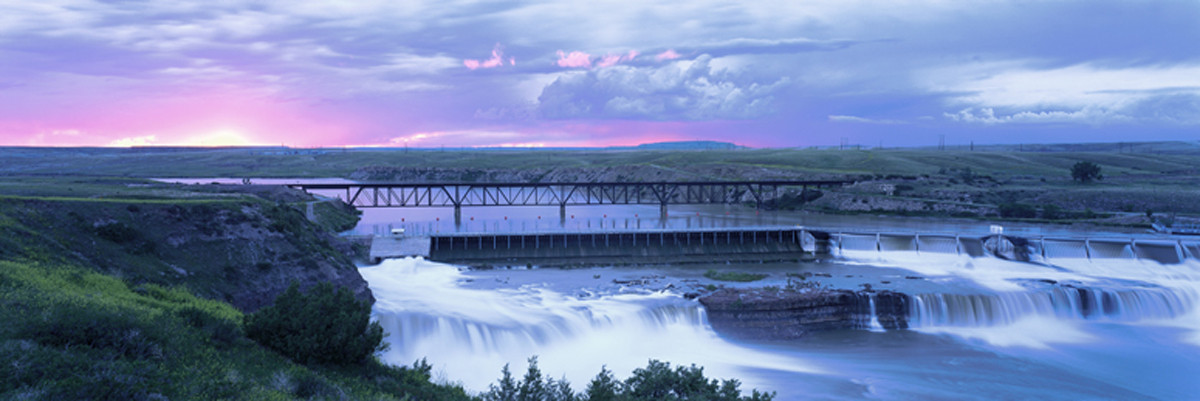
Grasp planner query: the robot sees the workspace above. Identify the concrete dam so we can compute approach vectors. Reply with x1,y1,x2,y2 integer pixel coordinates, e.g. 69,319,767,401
369,227,1200,267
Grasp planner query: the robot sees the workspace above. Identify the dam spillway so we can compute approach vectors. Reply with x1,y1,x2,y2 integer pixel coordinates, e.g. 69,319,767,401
376,227,812,264
370,227,1200,268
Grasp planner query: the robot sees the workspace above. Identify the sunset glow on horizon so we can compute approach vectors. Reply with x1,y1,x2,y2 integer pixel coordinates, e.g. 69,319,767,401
2,1,1198,148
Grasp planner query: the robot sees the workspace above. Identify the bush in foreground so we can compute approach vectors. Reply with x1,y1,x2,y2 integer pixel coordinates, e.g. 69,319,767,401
245,282,385,366
484,358,774,401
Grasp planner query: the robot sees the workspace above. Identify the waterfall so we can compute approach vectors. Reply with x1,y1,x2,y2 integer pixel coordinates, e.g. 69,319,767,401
360,258,818,393
908,286,1194,327
830,232,1200,342
866,294,886,332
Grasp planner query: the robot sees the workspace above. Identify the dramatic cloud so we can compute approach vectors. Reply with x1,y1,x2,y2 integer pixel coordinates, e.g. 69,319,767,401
538,56,787,120
1,0,1199,147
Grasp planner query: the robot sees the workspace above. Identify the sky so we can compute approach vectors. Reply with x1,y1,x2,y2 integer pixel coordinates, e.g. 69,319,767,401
1,1,1198,148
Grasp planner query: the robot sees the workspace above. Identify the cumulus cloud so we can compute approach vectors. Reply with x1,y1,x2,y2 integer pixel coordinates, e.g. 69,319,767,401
538,56,787,120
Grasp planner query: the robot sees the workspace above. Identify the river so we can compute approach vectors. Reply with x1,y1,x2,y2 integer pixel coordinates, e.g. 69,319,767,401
353,204,1200,399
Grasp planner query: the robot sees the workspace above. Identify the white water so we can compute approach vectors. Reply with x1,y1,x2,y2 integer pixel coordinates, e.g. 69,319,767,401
833,234,1200,349
361,257,819,393
865,295,885,332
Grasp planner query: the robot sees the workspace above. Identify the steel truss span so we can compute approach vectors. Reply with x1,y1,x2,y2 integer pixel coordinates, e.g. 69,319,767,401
289,180,853,208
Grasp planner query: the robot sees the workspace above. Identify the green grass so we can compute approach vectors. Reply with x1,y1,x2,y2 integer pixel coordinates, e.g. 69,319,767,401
704,269,769,282
0,185,472,400
0,259,470,400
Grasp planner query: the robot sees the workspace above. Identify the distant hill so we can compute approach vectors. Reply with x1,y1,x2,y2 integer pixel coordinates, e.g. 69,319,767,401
628,140,744,150
916,141,1200,155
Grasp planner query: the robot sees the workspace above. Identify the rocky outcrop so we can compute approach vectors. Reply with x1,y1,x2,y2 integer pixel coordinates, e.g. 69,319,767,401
699,288,908,340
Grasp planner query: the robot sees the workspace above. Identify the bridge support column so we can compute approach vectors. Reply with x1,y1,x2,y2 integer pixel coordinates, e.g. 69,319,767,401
454,205,462,227
559,204,567,226
659,202,668,220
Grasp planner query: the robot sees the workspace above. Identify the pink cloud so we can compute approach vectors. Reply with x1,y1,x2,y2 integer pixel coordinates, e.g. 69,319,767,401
556,50,593,68
596,50,638,68
656,49,681,61
463,44,512,70
558,50,639,69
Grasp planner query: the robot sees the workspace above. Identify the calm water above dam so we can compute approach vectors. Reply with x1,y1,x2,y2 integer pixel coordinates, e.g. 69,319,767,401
354,204,1200,399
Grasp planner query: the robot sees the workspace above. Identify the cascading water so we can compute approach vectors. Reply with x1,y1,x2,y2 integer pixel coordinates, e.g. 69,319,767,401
864,294,885,332
908,286,1194,327
360,257,819,393
831,233,1200,347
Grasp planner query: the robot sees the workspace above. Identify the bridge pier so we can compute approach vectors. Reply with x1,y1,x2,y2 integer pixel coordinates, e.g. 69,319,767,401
559,204,567,226
660,202,668,219
454,205,462,226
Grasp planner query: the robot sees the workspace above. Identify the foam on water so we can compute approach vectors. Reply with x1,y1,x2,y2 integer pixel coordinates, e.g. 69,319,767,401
834,235,1200,347
915,316,1095,349
361,257,820,393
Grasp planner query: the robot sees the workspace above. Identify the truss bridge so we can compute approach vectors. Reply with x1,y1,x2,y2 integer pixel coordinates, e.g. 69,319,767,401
290,180,854,222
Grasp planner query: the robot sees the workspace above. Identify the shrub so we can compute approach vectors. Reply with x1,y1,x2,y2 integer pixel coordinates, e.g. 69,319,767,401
176,305,242,347
486,359,774,401
1041,204,1064,220
998,203,1037,219
95,221,139,244
244,282,384,365
1071,161,1102,182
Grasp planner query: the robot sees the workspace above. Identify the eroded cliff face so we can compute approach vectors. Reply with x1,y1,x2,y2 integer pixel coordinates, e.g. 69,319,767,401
1,194,370,312
698,288,908,340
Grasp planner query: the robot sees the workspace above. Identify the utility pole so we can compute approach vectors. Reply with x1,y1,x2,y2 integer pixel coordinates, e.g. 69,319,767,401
938,135,945,151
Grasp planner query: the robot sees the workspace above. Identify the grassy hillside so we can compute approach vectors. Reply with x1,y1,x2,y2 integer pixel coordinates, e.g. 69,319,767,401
0,184,472,400
0,258,471,400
